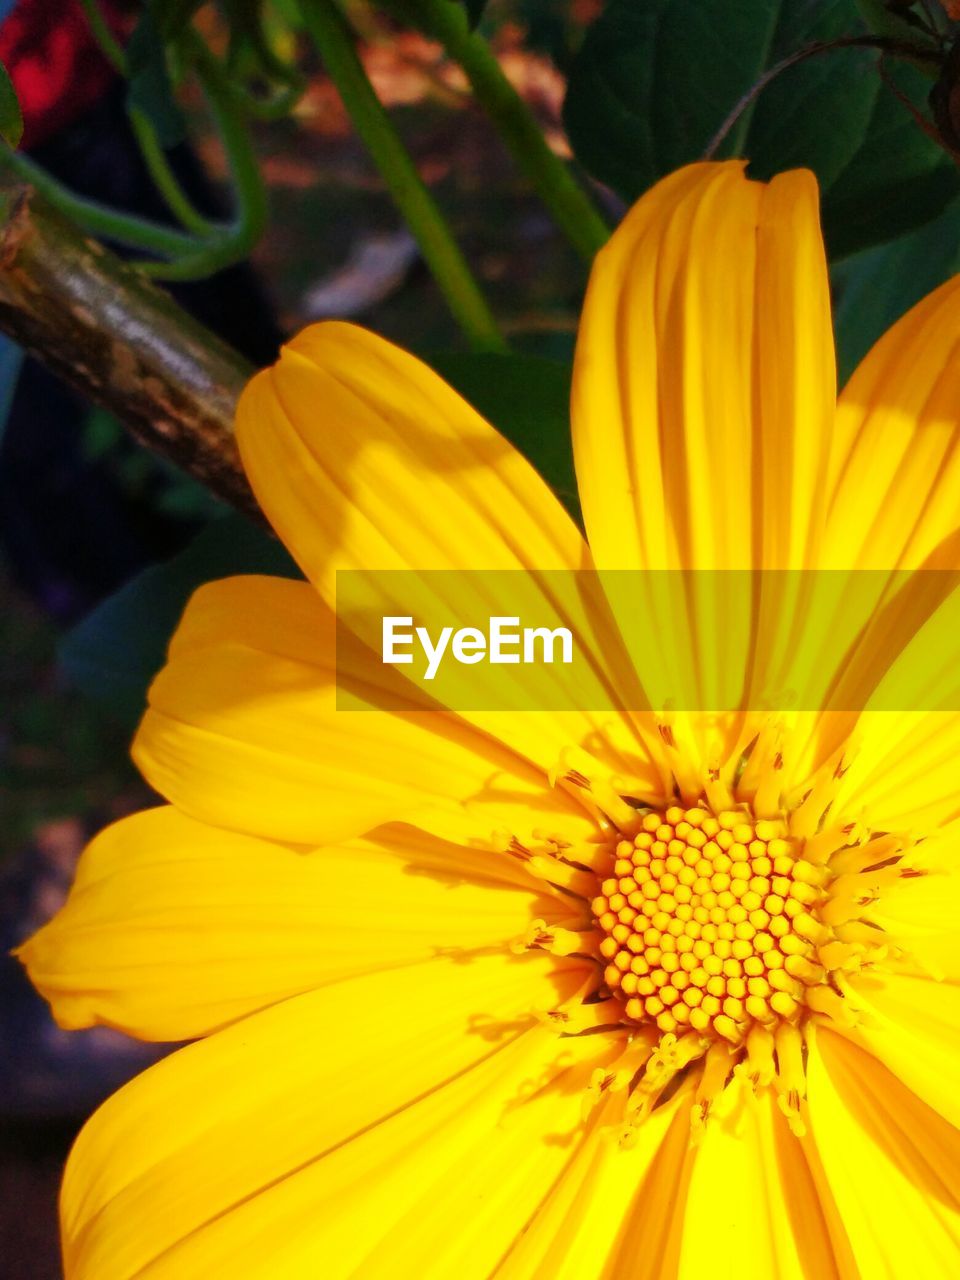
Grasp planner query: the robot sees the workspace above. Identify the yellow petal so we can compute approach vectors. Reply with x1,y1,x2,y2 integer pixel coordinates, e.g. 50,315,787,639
573,161,833,575
803,277,960,763
323,1028,606,1279
867,823,960,982
839,969,960,1129
571,161,834,771
678,1077,851,1280
236,325,659,782
60,959,587,1280
825,274,960,571
790,275,960,750
18,805,571,1042
91,1028,604,1280
833,709,960,834
133,575,560,844
806,1027,960,1277
238,320,586,582
809,576,960,805
497,1086,692,1280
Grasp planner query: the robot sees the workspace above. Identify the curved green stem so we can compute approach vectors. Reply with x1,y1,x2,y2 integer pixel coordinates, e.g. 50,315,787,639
77,0,126,73
190,38,270,256
128,107,218,238
0,144,200,256
137,39,271,280
408,0,609,261
3,17,268,281
77,1,223,246
299,0,506,352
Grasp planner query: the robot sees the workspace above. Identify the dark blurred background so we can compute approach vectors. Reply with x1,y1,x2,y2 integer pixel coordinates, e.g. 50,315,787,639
0,2,601,1274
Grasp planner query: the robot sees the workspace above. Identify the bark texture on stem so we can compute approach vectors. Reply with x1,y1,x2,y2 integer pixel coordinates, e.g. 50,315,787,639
0,177,261,518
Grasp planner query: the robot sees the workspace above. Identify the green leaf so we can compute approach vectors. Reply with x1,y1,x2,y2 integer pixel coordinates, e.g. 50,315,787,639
819,61,959,257
563,0,958,258
80,408,123,461
741,0,877,188
0,59,23,147
832,197,960,385
564,0,777,201
59,514,300,730
428,352,579,520
126,6,186,149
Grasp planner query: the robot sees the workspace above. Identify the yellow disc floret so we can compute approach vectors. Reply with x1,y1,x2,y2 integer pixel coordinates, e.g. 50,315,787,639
591,806,828,1044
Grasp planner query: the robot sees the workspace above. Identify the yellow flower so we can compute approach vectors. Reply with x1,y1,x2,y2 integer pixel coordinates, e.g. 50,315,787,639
20,161,960,1278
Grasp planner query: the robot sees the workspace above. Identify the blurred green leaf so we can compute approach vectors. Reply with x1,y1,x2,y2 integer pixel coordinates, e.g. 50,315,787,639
126,6,186,148
832,196,960,384
81,408,123,461
428,352,579,519
0,58,23,147
563,0,958,258
59,514,300,730
0,564,139,859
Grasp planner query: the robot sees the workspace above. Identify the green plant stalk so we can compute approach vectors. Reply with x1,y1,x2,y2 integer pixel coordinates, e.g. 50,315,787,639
139,39,271,281
299,0,506,352
77,0,126,73
76,1,224,250
128,107,217,238
81,1,275,248
0,144,200,256
191,38,269,257
407,0,609,261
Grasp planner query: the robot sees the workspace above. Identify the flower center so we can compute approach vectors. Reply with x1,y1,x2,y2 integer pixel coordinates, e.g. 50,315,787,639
511,736,915,1140
592,806,824,1045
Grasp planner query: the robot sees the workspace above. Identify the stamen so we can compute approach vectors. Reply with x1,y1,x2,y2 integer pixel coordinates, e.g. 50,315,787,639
738,717,784,816
518,920,592,957
773,1023,807,1136
788,745,850,839
691,1041,738,1137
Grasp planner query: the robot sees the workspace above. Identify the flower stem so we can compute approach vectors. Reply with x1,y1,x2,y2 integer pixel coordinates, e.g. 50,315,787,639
190,37,270,257
299,0,507,352
0,143,200,256
408,0,609,262
77,0,126,73
74,4,267,275
128,107,218,238
45,2,231,265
